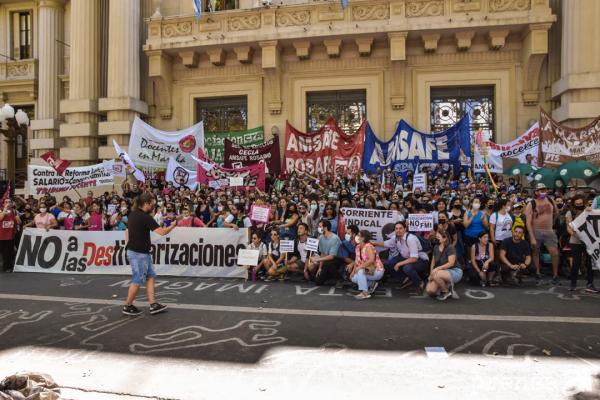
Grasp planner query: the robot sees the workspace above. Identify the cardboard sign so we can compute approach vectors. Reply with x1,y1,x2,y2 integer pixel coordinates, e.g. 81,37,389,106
279,240,295,253
250,205,271,223
306,237,319,253
229,176,245,187
237,249,260,266
412,173,427,193
408,213,434,232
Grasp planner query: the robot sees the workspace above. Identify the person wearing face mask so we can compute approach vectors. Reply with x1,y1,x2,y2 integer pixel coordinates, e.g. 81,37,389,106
111,203,130,231
463,197,489,250
525,183,560,285
499,226,533,286
306,220,342,285
161,204,177,228
489,198,513,248
0,198,21,272
350,230,384,299
426,230,461,300
34,202,57,232
278,203,299,240
298,203,316,237
177,207,205,227
566,195,598,293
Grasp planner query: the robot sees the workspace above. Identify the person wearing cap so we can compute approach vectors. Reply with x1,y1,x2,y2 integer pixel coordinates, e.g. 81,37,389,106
525,182,560,285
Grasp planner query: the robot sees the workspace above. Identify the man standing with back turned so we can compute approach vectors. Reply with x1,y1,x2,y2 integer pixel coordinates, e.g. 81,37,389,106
123,192,177,316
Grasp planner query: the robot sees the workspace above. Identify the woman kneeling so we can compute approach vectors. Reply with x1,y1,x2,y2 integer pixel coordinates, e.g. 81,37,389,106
350,230,384,300
426,230,463,301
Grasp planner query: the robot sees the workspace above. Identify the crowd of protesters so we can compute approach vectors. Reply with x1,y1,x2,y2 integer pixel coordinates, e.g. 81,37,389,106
0,164,598,300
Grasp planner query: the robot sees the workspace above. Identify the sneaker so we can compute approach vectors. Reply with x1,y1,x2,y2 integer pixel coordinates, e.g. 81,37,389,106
334,280,345,289
535,273,543,285
149,303,168,315
122,304,142,316
264,276,275,282
480,280,487,288
585,286,600,294
437,291,451,301
368,281,379,294
551,276,560,286
489,279,500,287
450,285,460,300
569,286,577,292
278,274,287,282
354,292,371,300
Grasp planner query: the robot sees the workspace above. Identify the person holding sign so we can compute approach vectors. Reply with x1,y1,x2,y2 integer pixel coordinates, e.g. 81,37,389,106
350,230,384,300
306,220,342,285
566,195,598,293
123,193,177,316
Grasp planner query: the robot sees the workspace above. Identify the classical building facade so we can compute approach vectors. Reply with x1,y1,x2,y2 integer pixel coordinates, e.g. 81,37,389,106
0,0,599,189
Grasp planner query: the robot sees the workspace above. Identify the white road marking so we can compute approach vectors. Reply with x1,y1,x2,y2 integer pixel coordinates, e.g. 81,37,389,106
0,293,599,325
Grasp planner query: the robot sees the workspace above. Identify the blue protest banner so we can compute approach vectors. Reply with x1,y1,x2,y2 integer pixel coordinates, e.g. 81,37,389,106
362,116,471,174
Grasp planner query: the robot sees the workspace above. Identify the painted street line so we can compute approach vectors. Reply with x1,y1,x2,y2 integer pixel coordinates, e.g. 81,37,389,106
0,293,599,325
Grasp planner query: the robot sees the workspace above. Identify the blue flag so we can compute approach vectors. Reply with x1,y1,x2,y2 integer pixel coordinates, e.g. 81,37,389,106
193,0,202,20
362,116,471,175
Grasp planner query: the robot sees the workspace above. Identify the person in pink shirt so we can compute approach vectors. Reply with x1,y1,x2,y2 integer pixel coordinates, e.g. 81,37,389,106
34,202,57,231
350,230,384,300
88,201,105,231
177,207,204,227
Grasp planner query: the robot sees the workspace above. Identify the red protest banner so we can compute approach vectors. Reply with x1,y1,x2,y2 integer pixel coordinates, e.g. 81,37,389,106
196,149,266,191
283,118,365,177
41,151,71,175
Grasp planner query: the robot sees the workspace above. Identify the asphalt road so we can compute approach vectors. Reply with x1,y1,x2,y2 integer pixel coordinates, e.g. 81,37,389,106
0,272,599,400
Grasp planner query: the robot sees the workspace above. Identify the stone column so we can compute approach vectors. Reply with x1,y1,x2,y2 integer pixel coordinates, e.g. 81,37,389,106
59,0,101,166
98,0,147,160
30,0,64,164
551,0,600,125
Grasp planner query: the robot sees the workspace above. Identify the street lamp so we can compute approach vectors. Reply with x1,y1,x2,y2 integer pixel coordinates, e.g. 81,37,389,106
0,103,29,182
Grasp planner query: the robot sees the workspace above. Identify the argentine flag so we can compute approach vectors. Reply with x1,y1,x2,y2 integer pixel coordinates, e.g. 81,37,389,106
193,0,202,20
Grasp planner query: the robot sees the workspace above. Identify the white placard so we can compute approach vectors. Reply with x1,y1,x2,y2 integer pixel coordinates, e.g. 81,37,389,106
306,237,319,253
250,205,271,223
279,240,295,253
237,249,260,267
229,176,245,187
412,173,427,193
408,213,434,232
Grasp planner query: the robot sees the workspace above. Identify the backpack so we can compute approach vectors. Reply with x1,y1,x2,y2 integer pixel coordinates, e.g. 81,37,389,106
411,233,432,254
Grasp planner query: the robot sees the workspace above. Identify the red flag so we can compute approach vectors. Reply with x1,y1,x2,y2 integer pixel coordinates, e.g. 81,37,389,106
41,151,70,175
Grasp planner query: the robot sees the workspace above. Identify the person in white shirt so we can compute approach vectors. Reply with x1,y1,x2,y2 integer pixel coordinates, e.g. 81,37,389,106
489,198,514,247
373,221,430,294
224,204,252,230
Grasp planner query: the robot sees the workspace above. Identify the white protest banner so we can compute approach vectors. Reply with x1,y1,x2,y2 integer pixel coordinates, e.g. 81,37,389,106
129,116,204,170
474,123,540,173
413,173,427,193
14,227,249,278
408,213,434,232
306,237,319,253
28,163,114,196
570,210,600,270
279,240,295,253
250,205,270,223
340,208,400,243
165,158,198,190
237,249,260,267
229,176,245,187
208,180,222,189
